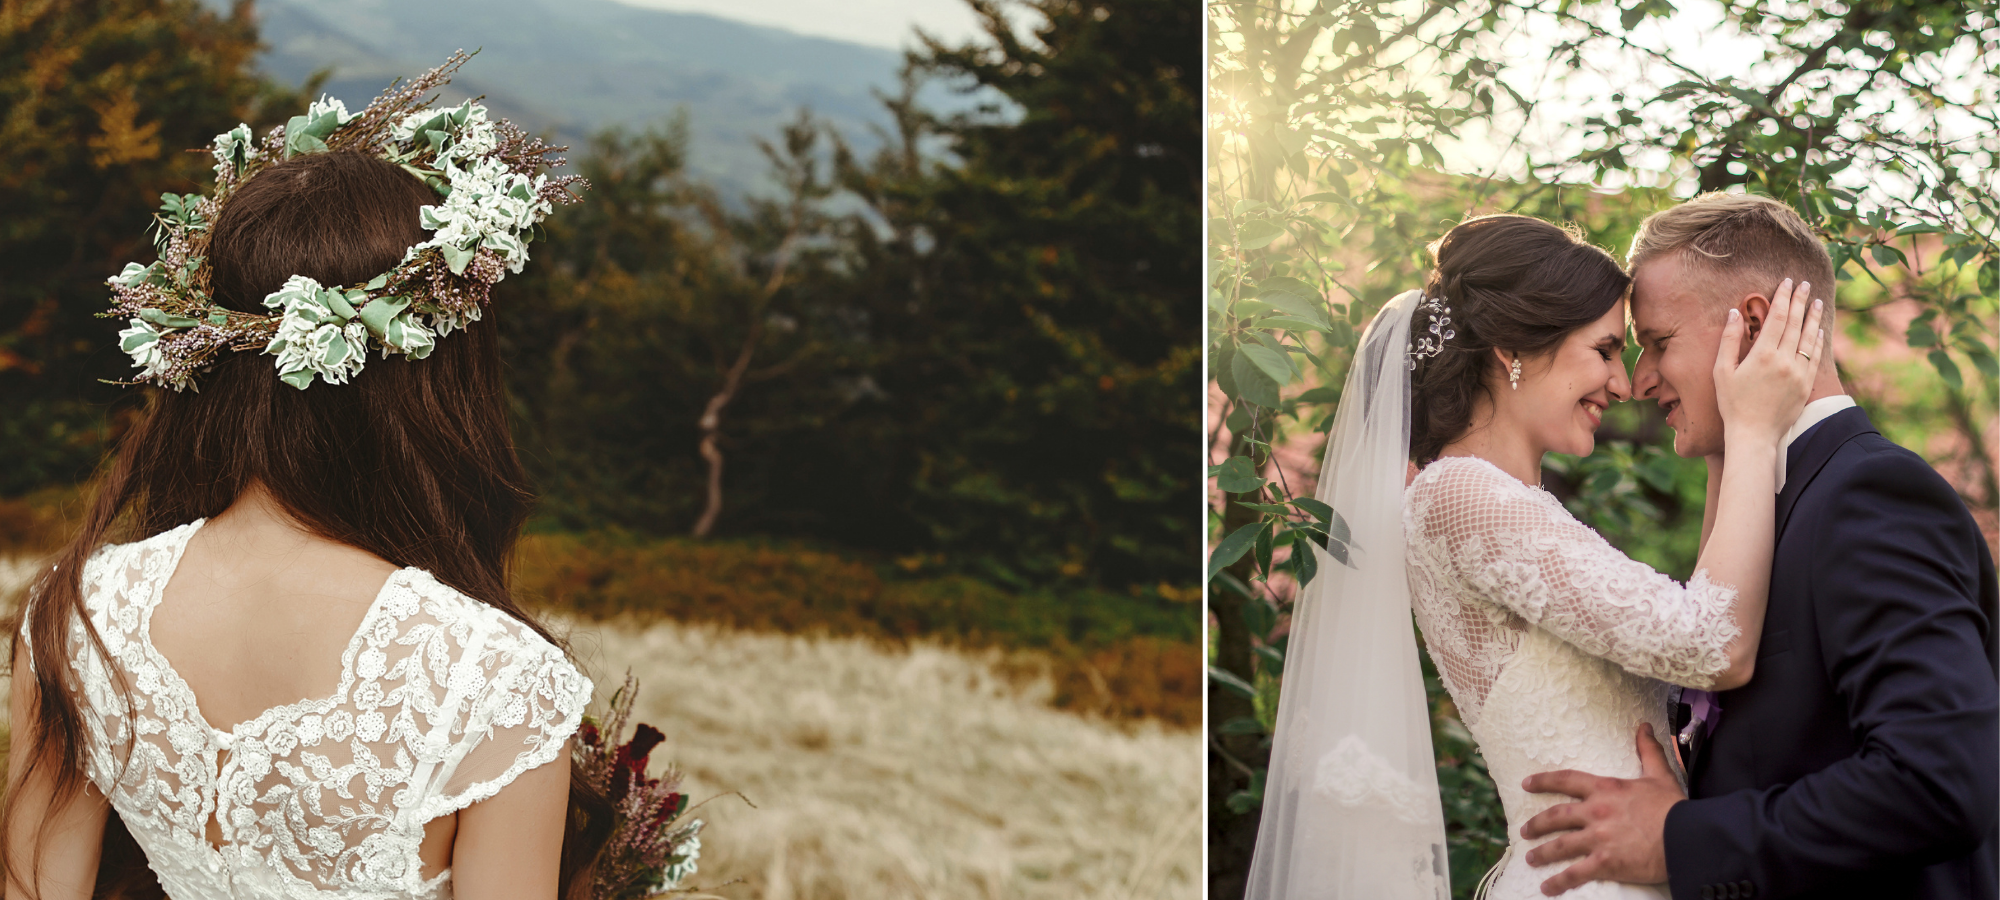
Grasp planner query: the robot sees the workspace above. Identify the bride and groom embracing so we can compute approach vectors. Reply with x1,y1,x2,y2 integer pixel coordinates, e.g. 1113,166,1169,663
1244,193,1997,900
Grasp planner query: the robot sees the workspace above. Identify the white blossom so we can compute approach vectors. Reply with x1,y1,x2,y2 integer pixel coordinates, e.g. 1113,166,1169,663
307,95,356,126
263,275,369,389
118,319,168,381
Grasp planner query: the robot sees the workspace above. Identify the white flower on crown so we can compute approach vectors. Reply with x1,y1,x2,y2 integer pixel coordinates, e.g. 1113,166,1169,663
263,275,369,388
429,305,484,338
307,95,356,125
416,157,549,274
109,262,154,288
443,114,498,163
210,124,256,179
118,319,169,382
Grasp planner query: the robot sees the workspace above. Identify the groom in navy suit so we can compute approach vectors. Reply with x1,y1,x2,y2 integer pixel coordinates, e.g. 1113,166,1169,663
1515,192,1997,899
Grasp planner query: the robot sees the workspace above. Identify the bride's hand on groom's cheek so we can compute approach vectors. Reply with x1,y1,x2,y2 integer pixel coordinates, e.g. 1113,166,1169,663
1518,723,1686,895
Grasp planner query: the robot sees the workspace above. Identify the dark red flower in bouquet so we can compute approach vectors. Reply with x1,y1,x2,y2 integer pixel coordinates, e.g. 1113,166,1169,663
610,723,666,803
625,723,666,766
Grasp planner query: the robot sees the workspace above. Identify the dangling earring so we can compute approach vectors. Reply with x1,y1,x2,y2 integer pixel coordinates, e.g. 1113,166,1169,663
1509,357,1522,390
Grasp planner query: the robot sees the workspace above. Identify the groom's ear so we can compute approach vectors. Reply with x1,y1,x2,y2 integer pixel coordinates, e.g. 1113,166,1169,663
1731,294,1771,363
1739,294,1772,338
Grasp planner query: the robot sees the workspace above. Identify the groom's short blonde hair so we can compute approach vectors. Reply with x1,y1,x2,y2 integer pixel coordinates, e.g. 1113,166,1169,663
1628,192,1836,310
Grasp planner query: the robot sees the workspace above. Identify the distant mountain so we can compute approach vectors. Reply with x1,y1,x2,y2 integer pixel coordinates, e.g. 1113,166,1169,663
203,0,923,187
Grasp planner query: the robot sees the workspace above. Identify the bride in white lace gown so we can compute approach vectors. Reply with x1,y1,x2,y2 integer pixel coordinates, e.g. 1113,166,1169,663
5,151,594,896
1243,215,1825,899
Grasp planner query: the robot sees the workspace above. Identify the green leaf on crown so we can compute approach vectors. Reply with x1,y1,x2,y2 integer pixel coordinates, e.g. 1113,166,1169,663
440,243,476,275
284,106,349,158
119,330,159,353
358,296,413,338
322,289,358,321
137,309,200,329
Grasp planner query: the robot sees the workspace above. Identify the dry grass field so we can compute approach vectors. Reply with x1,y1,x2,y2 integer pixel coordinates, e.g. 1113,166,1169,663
560,617,1201,900
0,561,1201,900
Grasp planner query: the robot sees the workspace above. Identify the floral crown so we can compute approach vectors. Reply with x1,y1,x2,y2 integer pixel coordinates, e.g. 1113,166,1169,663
105,52,586,390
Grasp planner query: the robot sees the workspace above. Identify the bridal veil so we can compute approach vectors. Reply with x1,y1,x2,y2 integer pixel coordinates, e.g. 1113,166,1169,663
1242,289,1449,899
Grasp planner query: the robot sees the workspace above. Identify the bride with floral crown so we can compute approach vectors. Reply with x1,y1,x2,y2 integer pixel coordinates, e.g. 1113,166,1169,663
3,55,607,899
1242,214,1826,899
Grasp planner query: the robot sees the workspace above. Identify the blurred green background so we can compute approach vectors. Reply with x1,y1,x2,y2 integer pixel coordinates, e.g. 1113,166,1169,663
1205,1,1999,896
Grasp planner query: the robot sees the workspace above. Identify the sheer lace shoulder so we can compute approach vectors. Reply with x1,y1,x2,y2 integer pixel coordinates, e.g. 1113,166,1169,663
1406,456,1739,719
54,520,592,900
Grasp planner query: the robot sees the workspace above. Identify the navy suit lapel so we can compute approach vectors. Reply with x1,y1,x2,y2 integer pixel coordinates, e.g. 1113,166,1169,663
1775,407,1877,540
1687,407,1877,789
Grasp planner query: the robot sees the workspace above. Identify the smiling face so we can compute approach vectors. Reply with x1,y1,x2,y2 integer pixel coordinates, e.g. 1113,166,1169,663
1630,253,1730,458
1506,298,1631,458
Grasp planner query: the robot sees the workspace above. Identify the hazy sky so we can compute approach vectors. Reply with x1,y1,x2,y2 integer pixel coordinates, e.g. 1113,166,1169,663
604,0,989,49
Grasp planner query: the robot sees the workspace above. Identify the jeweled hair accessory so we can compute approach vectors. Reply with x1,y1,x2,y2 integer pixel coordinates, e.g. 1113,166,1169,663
1405,295,1454,368
104,52,586,390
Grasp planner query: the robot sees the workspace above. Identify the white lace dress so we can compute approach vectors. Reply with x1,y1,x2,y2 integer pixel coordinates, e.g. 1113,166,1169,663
1405,457,1739,899
21,520,592,899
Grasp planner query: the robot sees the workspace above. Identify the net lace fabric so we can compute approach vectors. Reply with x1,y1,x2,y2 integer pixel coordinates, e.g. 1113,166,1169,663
29,520,591,900
1405,457,1739,898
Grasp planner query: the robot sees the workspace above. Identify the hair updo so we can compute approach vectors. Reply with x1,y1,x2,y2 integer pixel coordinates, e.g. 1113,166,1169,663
1408,214,1631,465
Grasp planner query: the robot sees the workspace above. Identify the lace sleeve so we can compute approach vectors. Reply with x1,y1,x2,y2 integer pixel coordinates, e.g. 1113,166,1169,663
425,612,593,819
1422,459,1741,688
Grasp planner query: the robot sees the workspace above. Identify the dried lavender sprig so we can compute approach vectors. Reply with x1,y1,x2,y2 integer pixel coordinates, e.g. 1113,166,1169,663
328,50,478,157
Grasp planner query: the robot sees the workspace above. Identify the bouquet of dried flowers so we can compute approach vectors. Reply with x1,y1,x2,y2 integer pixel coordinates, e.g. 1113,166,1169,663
574,676,706,899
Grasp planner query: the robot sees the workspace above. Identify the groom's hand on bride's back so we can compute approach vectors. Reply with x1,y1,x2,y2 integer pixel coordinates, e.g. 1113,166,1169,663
1519,723,1684,895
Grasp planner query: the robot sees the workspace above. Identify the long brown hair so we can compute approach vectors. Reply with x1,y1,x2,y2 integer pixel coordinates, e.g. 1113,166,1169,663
4,151,608,897
1409,214,1631,465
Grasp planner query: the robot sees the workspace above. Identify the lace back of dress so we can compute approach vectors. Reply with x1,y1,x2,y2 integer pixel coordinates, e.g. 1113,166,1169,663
66,522,592,898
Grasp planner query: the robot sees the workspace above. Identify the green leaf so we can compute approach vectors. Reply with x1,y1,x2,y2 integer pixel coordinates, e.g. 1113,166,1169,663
1327,508,1352,546
1235,502,1292,514
1907,319,1939,348
1216,716,1267,736
1236,219,1287,250
1258,316,1327,333
358,295,412,338
1238,343,1297,387
1231,351,1283,408
1929,350,1964,390
1291,497,1333,524
1967,344,1999,381
137,309,200,329
1871,244,1907,268
440,243,477,275
1290,532,1319,587
321,290,357,321
1213,341,1239,399
1214,456,1265,493
1273,126,1310,158
1208,665,1258,700
1242,597,1277,637
1256,278,1330,328
1294,386,1339,404
1208,522,1262,579
119,330,158,353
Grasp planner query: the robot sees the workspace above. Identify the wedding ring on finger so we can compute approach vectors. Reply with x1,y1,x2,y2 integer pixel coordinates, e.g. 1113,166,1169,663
1798,350,1813,361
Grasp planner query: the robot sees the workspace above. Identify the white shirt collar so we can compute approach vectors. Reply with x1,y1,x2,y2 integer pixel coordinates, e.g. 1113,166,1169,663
1777,395,1856,492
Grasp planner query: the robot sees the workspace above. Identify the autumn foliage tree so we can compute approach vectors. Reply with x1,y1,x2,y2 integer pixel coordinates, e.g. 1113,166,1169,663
0,0,312,493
